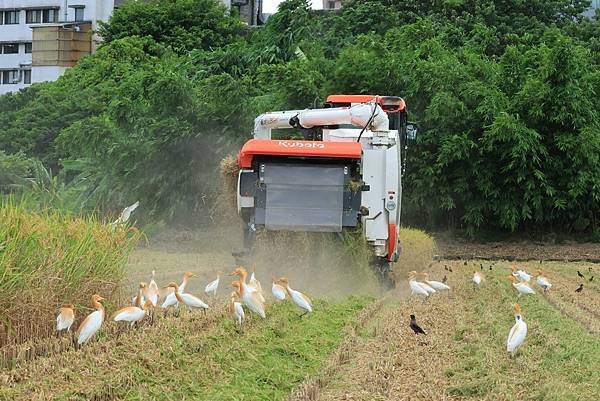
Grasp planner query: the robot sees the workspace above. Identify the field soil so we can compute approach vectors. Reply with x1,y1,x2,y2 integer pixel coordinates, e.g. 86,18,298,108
436,234,600,261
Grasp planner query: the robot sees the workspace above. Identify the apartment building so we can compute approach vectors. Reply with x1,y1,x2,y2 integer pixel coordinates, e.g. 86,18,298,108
228,0,264,26
0,1,122,95
0,0,265,95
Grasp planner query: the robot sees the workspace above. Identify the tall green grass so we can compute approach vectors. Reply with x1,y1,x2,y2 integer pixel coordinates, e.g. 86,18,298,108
0,200,141,347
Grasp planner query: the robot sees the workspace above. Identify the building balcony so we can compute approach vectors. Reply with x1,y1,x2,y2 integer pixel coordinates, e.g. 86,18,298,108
31,22,92,67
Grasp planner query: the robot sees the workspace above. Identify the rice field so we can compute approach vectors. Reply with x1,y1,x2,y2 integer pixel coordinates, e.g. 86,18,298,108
1,221,598,401
0,296,371,401
312,260,600,401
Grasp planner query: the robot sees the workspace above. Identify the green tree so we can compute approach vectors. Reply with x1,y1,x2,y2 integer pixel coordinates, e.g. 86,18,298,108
97,0,245,53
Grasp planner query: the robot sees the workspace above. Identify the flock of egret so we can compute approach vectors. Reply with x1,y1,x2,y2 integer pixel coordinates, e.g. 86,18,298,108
56,257,580,358
407,264,558,357
55,266,312,347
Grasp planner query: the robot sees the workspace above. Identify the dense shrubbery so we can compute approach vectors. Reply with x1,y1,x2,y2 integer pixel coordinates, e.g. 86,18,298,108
0,0,598,234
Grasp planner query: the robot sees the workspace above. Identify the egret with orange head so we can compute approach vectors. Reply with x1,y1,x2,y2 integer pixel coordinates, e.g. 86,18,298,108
75,294,105,347
56,304,75,334
277,277,312,316
162,272,195,309
113,299,153,328
535,269,552,292
507,303,527,356
165,282,209,312
508,275,536,297
231,280,265,319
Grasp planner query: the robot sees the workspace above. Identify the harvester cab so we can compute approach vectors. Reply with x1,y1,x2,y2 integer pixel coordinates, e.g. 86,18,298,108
235,95,412,288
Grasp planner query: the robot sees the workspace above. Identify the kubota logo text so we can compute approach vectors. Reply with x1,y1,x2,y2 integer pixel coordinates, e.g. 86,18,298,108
278,141,325,149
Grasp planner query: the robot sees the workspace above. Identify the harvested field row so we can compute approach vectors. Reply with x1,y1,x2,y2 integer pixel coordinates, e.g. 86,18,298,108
296,260,600,401
0,297,370,401
517,261,600,334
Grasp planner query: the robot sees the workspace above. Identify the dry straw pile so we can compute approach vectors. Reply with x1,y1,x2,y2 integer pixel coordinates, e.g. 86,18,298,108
0,200,141,348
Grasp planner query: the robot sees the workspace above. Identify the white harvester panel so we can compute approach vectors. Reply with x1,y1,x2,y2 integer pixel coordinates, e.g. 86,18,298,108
385,145,400,225
361,149,388,243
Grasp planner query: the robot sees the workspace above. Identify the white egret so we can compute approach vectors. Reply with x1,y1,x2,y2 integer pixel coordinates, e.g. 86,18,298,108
75,295,105,347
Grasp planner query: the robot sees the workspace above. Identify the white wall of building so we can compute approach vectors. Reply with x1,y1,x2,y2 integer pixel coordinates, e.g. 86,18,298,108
583,0,599,18
31,65,68,83
0,42,32,96
0,0,116,95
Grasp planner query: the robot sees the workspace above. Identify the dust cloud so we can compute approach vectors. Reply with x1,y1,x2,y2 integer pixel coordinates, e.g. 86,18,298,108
126,222,384,301
125,155,434,301
251,230,383,299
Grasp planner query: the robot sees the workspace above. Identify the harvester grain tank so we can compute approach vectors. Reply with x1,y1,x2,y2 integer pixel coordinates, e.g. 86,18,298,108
235,95,416,288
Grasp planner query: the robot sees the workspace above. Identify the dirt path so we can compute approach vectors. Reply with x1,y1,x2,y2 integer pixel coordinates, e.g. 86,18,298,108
126,228,383,300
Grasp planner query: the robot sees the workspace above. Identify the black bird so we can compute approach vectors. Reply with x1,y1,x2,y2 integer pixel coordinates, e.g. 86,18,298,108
575,284,584,293
463,261,468,266
409,314,427,335
539,260,543,264
589,267,593,273
442,275,447,284
480,263,483,270
577,271,585,279
589,276,594,282
449,266,453,273
444,265,448,271
489,265,493,271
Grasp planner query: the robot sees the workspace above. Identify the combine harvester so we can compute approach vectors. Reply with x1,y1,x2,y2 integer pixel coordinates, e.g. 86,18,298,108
235,95,416,288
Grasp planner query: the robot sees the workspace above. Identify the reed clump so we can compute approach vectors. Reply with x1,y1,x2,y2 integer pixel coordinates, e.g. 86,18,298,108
0,200,141,347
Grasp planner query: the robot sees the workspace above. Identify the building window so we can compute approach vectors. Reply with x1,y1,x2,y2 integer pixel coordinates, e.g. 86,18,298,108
25,43,32,54
4,10,20,24
0,12,3,25
1,70,20,84
2,43,19,54
74,7,84,22
26,9,58,24
43,9,58,23
26,10,42,24
23,70,31,84
328,1,336,9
